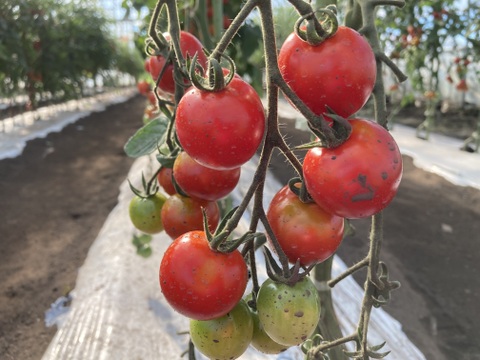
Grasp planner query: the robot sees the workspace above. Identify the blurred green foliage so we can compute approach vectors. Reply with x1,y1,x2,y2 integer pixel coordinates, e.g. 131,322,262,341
0,0,145,104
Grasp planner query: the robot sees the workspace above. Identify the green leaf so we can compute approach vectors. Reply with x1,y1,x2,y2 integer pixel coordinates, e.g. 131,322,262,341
132,233,152,247
136,244,153,258
124,116,169,158
132,233,153,258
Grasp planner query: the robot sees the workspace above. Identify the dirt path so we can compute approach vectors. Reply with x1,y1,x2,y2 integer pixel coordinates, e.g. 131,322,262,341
0,95,479,360
0,95,144,360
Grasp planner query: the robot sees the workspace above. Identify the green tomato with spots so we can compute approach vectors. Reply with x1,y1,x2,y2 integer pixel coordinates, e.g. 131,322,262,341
129,193,167,234
256,277,321,346
250,305,289,354
189,299,253,360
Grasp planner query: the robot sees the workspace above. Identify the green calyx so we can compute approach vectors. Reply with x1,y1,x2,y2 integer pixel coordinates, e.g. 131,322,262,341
295,5,339,46
189,52,236,92
263,247,316,287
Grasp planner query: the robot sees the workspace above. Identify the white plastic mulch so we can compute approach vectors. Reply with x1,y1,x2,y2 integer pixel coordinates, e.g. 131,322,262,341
0,88,137,161
41,153,426,360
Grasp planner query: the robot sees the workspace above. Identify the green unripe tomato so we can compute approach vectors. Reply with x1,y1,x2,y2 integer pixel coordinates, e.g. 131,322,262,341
250,305,289,354
256,277,321,346
190,299,253,360
129,193,166,234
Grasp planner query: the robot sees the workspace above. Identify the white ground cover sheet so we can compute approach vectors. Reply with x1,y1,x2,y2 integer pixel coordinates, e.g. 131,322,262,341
41,154,426,360
0,88,137,160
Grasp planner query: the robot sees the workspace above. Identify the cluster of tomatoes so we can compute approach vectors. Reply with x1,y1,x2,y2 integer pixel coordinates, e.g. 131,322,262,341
129,20,403,359
278,25,403,220
136,80,158,122
447,56,470,92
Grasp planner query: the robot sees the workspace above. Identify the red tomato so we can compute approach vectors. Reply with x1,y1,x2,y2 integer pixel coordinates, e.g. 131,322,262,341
144,58,150,73
147,91,157,105
147,31,207,94
456,79,468,91
159,231,248,320
173,151,240,201
157,167,176,195
137,80,151,95
303,119,403,219
33,40,42,51
278,26,376,119
267,185,344,266
176,77,265,170
161,194,220,240
27,71,43,83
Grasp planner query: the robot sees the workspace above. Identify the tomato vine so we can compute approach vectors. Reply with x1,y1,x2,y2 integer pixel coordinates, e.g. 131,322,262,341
125,0,409,358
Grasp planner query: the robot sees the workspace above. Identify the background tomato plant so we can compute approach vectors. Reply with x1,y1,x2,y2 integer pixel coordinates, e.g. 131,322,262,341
0,0,144,109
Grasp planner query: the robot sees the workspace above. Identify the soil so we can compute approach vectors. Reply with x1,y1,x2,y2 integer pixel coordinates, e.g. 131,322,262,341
0,95,479,360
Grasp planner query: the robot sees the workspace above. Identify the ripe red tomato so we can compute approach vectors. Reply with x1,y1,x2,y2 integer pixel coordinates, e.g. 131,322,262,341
144,58,150,73
137,80,151,95
159,231,248,320
278,26,376,119
173,151,241,201
27,71,43,83
256,277,321,346
157,167,176,195
147,91,157,105
190,299,253,360
176,77,265,170
147,31,207,94
33,40,42,51
129,193,167,234
456,79,468,91
160,194,220,240
267,185,344,266
303,119,403,219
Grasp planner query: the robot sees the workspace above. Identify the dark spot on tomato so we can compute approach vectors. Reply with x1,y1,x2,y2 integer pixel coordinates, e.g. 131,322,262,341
381,172,388,180
294,311,304,317
351,174,375,202
284,308,289,313
278,294,282,300
331,156,336,160
213,339,219,343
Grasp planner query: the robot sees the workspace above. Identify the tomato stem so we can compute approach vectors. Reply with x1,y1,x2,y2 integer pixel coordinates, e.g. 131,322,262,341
327,257,369,288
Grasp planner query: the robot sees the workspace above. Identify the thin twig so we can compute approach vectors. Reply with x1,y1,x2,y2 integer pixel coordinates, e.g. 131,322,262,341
328,257,369,288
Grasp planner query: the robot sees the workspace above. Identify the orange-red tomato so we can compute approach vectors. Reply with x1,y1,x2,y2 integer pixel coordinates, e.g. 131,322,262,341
147,31,207,94
173,152,240,201
159,231,248,320
157,167,176,195
303,119,403,219
160,194,220,240
278,26,376,119
267,185,344,266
